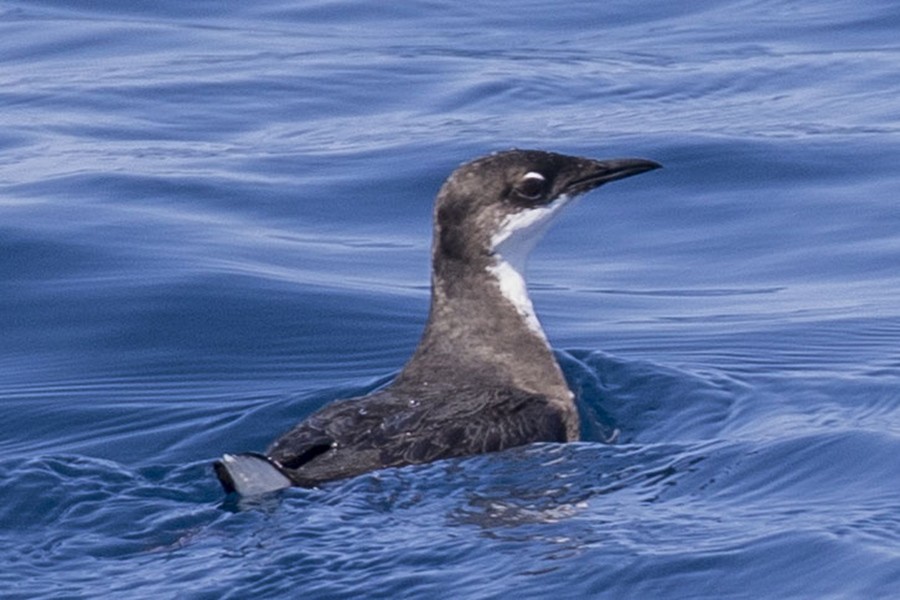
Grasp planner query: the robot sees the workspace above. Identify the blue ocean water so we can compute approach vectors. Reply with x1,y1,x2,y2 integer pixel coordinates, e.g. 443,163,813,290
2,0,899,597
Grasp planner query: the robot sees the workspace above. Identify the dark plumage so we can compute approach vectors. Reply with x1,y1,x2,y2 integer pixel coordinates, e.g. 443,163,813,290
214,149,660,495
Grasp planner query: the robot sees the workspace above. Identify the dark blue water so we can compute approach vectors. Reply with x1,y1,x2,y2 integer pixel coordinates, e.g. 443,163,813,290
2,0,899,597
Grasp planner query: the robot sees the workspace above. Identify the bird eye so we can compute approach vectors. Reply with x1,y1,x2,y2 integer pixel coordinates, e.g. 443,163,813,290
513,172,547,201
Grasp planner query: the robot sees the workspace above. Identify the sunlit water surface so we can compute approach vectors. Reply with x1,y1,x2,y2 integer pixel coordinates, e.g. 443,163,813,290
2,1,899,598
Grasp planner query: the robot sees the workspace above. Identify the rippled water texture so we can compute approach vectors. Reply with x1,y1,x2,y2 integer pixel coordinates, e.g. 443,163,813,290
1,0,899,598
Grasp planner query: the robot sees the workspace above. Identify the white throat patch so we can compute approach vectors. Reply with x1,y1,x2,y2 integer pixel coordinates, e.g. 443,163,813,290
487,194,575,337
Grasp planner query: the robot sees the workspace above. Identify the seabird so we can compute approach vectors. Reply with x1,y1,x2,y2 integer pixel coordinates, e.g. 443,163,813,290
214,149,660,495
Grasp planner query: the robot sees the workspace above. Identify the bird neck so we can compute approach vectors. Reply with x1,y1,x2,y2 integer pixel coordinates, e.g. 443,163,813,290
394,251,570,400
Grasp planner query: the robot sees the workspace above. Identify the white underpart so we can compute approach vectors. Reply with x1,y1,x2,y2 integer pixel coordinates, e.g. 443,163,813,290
488,193,576,338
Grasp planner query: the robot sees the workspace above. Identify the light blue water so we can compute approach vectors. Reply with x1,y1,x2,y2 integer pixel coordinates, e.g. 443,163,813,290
2,1,899,597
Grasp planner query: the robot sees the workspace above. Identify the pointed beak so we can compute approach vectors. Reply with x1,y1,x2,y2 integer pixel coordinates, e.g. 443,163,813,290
564,157,662,196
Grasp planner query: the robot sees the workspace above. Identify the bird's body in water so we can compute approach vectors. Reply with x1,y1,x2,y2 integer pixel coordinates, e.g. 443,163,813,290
214,149,660,495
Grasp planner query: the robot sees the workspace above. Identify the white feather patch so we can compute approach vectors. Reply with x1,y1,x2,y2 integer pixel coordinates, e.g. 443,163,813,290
487,194,575,337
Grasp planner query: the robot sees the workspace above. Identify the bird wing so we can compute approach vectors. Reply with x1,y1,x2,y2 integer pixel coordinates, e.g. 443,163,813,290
384,387,569,464
265,386,569,485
